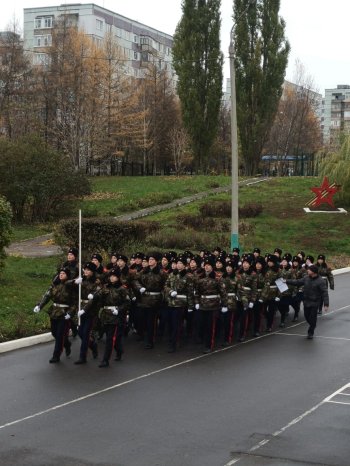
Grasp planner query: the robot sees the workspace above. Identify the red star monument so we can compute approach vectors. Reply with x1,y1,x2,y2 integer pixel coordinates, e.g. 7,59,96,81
309,177,340,208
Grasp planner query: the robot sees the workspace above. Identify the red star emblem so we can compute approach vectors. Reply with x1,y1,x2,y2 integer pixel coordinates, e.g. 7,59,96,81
309,177,340,208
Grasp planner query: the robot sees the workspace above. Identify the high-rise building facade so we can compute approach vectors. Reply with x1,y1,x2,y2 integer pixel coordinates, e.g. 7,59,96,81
322,85,350,142
23,3,174,80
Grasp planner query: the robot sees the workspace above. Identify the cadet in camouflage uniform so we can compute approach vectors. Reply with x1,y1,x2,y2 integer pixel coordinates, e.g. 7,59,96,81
84,268,130,367
186,255,204,342
236,256,257,342
74,262,100,364
195,257,227,353
261,254,281,332
33,267,76,363
221,260,238,345
316,254,334,314
252,257,266,337
164,255,195,352
133,253,167,349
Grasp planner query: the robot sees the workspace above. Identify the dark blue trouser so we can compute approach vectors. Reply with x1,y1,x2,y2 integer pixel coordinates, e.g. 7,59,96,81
78,315,97,360
167,307,184,349
51,318,70,358
265,299,278,329
304,306,318,335
201,309,218,350
103,322,124,362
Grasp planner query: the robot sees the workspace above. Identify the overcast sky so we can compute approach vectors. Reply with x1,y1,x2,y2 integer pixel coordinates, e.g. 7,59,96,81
1,0,349,95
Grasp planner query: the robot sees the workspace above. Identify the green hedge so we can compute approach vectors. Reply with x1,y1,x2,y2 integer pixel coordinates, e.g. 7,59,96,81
55,217,159,257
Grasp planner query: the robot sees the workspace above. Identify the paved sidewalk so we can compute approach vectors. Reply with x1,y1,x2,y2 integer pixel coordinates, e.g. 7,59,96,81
6,177,268,258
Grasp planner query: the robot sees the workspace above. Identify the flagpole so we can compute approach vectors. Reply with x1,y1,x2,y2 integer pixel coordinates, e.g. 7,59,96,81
78,209,82,325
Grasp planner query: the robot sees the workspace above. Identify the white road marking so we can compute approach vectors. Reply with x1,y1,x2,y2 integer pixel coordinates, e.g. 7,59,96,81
225,382,350,465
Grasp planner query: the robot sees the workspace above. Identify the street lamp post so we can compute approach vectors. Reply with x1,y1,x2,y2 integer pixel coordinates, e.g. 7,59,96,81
229,0,256,251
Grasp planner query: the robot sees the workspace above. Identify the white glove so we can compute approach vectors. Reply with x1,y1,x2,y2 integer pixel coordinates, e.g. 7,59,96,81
275,297,280,302
75,277,83,285
64,313,71,320
132,296,137,302
87,293,94,300
221,307,228,313
140,287,146,294
112,307,119,316
187,308,194,313
170,291,177,297
248,302,254,309
259,299,264,303
195,304,200,310
78,309,85,317
33,305,40,313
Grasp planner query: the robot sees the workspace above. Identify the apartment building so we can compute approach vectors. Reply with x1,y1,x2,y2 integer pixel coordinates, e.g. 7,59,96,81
322,84,350,142
23,3,174,80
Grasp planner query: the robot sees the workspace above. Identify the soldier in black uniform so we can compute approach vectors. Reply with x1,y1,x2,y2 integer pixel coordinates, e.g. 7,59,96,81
74,262,100,364
316,254,334,314
34,267,76,363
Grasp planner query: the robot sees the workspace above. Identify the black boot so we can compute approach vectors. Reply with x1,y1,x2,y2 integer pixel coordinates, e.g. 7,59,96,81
49,356,60,363
98,360,109,368
74,358,87,365
65,342,71,357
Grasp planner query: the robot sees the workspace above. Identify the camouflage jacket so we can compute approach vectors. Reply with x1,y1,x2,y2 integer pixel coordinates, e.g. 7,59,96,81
221,273,238,311
195,272,227,311
85,283,130,325
37,280,77,319
255,271,265,302
290,266,306,293
236,270,257,306
79,277,101,318
278,267,293,297
317,264,334,290
164,270,195,309
261,268,281,301
133,265,167,308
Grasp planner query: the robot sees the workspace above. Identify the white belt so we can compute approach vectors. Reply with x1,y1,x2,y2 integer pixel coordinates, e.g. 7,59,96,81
322,276,327,280
176,295,187,299
103,306,117,310
257,289,262,292
201,294,219,299
269,285,277,289
146,292,161,296
81,299,89,304
242,287,251,291
227,293,236,296
53,303,69,308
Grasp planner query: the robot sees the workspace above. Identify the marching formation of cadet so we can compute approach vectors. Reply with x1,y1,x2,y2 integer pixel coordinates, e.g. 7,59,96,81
33,246,333,366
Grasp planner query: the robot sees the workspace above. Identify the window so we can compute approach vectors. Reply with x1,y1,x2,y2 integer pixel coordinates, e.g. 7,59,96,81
116,28,121,37
96,19,103,31
34,16,53,29
134,35,138,43
134,51,138,60
34,35,52,47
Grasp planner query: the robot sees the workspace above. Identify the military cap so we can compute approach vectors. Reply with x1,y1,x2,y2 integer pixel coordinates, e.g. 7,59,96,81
253,247,261,254
317,254,326,261
306,255,314,263
109,267,121,277
68,247,78,258
267,254,279,265
255,256,266,267
117,254,128,263
292,255,301,264
83,261,97,272
59,266,71,277
274,248,282,256
162,252,172,261
203,257,215,267
176,255,187,265
91,253,103,263
232,247,240,254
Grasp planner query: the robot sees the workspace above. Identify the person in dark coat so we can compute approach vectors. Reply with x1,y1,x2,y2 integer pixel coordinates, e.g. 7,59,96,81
286,264,329,339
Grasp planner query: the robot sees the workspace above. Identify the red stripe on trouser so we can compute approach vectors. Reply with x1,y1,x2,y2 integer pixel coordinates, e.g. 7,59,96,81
210,312,217,350
228,313,234,343
60,320,70,354
110,324,118,360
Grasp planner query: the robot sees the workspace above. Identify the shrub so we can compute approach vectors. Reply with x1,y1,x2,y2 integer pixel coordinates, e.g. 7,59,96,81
146,228,209,250
0,196,12,274
199,200,263,218
55,217,159,257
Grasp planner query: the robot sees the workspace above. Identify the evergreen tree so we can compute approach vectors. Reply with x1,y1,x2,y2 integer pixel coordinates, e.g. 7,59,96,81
173,0,223,172
233,0,290,175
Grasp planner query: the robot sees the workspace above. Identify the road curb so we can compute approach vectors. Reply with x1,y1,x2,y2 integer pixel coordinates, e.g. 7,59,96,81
1,266,349,354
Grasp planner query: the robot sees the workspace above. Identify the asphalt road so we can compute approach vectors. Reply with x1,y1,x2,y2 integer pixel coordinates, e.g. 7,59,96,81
0,273,349,466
